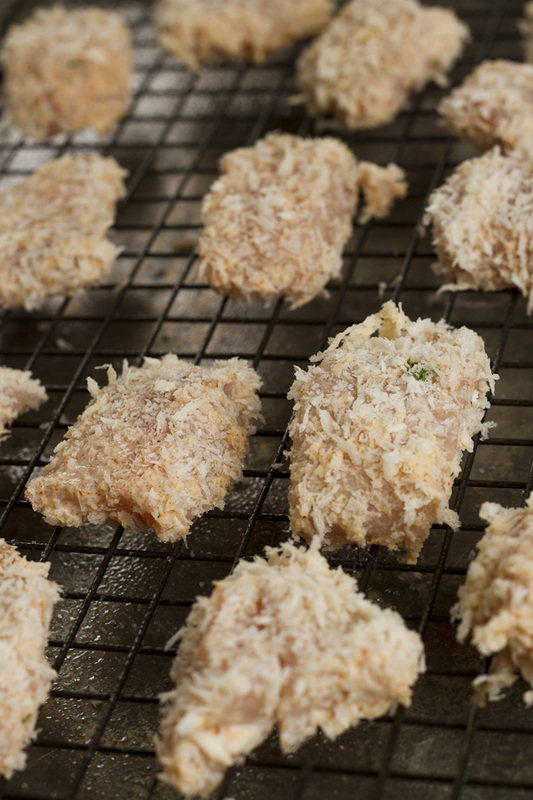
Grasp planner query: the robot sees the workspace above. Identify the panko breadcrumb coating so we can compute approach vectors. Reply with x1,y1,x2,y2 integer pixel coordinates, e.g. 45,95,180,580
0,540,59,778
425,146,533,312
0,153,127,311
157,541,425,797
453,497,533,704
1,6,132,139
295,0,468,130
438,60,533,152
198,133,407,308
288,301,496,563
154,0,331,71
26,356,262,541
519,1,533,63
0,367,47,440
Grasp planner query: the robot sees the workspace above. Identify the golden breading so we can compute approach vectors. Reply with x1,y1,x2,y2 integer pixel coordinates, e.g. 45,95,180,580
198,133,407,308
425,147,533,312
1,6,132,139
439,60,533,152
154,0,331,70
519,1,533,63
295,0,468,130
157,542,425,797
0,366,47,440
0,540,59,778
288,301,496,563
0,153,127,311
453,497,533,704
26,356,262,541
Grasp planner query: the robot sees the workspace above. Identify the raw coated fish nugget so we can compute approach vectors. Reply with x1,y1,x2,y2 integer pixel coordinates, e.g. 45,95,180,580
0,366,47,440
425,147,533,311
26,356,261,541
0,153,126,311
288,302,496,562
154,0,331,70
199,133,407,308
296,0,468,130
1,6,132,139
439,60,533,152
454,496,533,703
157,542,425,797
0,540,59,778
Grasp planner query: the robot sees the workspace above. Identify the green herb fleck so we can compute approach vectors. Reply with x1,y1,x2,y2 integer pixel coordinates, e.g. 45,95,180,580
66,59,84,68
406,357,436,381
21,713,31,724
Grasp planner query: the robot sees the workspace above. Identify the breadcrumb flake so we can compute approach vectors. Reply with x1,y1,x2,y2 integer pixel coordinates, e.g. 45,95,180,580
425,146,533,311
157,541,425,797
154,0,332,70
0,153,127,311
453,497,533,703
198,133,407,307
288,301,496,562
439,60,533,152
26,356,262,541
0,540,59,778
295,0,468,130
0,367,47,440
1,6,132,139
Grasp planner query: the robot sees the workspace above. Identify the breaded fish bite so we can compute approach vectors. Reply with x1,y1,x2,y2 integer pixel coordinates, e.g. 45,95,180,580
1,6,132,139
0,153,126,311
0,540,59,778
26,356,261,541
157,542,425,797
288,301,496,562
453,497,533,703
154,0,331,71
198,133,407,308
425,147,533,311
439,60,533,152
0,367,47,440
295,0,468,130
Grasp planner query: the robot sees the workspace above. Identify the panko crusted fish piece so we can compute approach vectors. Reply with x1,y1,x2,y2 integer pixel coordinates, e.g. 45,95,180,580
154,0,331,71
0,366,47,440
295,0,468,130
288,301,496,563
1,6,132,139
198,133,407,308
425,147,533,312
0,153,127,311
0,539,59,778
157,541,425,797
26,355,262,541
453,496,533,704
438,60,533,152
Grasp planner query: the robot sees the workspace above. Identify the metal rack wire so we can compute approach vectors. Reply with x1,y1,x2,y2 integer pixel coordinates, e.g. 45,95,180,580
0,0,532,798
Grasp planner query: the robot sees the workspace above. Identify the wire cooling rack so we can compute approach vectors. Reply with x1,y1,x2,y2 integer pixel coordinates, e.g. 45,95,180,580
0,0,532,798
